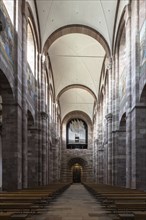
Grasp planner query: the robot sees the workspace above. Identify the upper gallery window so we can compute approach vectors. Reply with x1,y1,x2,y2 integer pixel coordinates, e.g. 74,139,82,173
3,0,14,24
27,21,35,76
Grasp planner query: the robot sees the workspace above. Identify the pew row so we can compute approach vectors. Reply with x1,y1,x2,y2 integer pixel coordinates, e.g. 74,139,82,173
83,182,146,220
0,182,71,219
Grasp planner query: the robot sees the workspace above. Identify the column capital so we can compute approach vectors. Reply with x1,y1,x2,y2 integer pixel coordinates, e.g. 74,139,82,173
105,113,112,120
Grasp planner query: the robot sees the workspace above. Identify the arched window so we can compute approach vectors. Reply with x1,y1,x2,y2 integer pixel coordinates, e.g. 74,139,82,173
27,21,35,76
3,0,14,24
67,119,88,149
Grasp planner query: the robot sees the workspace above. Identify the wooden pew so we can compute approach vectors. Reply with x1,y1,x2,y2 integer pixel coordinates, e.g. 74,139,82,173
0,212,15,220
83,182,146,220
115,202,146,212
102,196,146,207
133,211,146,220
0,202,39,212
0,182,71,216
118,213,134,220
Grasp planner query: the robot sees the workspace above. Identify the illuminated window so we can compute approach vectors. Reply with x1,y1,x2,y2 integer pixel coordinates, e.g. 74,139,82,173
27,22,35,76
3,0,14,24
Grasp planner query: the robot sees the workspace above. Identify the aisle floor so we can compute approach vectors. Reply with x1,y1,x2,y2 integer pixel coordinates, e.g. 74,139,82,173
34,184,115,220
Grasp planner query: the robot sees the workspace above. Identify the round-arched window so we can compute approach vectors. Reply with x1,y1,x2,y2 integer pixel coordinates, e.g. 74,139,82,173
67,119,87,149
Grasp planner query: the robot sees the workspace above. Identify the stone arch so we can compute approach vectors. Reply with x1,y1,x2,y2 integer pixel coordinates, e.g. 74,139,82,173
62,111,93,149
49,83,55,103
43,24,110,57
26,1,41,52
27,109,35,187
119,112,126,128
0,69,14,100
62,110,92,126
135,85,146,189
140,84,146,104
68,157,88,169
113,8,126,55
57,84,97,103
25,1,41,81
27,110,34,128
0,69,18,190
68,157,88,183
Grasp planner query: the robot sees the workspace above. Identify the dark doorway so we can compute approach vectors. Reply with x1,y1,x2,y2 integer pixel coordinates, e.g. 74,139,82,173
72,164,82,183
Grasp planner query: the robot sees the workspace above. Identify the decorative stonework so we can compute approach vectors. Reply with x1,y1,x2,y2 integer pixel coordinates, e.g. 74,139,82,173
105,113,112,121
40,112,48,120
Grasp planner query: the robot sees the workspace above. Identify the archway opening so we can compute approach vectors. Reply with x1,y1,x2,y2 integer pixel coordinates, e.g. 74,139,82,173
72,163,82,183
117,113,126,187
27,110,35,187
67,157,88,183
0,69,16,190
136,85,146,189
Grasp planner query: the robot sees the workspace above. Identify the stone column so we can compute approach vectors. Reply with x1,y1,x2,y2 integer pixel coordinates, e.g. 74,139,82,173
2,101,22,190
125,4,132,188
27,127,40,187
131,0,145,190
38,54,43,186
53,139,59,182
21,0,28,188
41,112,48,185
97,103,104,183
105,113,112,184
106,59,113,185
0,125,2,189
39,56,47,185
46,118,49,184
112,53,119,186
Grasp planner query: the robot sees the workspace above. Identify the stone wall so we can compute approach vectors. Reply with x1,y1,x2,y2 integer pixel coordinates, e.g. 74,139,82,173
93,0,146,190
0,0,61,190
61,111,94,183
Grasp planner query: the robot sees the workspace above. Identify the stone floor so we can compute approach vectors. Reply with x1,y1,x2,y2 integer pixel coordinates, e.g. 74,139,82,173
33,184,116,220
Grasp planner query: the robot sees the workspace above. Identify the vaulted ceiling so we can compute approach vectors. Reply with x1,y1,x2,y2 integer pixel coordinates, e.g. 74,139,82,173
48,33,105,120
35,0,128,121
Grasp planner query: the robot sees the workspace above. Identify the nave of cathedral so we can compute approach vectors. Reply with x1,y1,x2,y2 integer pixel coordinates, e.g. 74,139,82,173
0,0,146,219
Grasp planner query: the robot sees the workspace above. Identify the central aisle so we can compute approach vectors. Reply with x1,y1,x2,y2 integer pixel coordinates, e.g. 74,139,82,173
35,184,113,220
